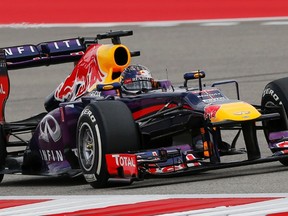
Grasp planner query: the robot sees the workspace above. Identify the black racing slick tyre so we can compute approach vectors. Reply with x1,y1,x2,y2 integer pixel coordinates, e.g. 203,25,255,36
77,100,141,188
262,77,288,166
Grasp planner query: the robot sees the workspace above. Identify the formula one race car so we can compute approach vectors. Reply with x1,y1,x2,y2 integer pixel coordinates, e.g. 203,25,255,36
0,30,288,188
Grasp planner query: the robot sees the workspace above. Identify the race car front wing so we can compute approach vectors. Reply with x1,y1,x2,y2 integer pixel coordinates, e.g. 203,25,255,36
105,142,288,182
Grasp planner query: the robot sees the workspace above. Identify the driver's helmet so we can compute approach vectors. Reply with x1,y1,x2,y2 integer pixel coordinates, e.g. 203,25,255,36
121,65,154,94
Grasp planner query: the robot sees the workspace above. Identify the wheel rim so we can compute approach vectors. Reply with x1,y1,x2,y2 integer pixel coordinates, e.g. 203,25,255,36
78,123,96,172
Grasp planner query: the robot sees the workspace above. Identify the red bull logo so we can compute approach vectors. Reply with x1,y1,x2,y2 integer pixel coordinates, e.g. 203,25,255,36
204,105,221,120
55,44,107,102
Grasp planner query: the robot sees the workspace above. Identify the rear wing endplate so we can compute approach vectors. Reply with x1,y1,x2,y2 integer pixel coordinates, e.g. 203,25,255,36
0,50,9,122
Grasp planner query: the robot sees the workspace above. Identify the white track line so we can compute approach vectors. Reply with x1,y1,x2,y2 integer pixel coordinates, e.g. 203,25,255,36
1,17,288,28
199,22,240,26
262,21,288,25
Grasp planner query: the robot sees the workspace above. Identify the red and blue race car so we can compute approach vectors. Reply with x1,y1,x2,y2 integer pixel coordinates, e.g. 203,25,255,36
0,30,288,188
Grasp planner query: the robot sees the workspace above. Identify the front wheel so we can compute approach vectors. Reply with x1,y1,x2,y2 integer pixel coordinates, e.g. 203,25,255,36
262,77,288,166
77,100,141,188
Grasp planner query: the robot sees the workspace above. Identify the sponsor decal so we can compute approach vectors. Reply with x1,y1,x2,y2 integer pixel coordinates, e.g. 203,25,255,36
39,149,64,162
106,154,138,178
204,105,221,120
3,39,82,57
233,111,251,115
88,90,102,98
193,89,227,103
49,39,82,51
82,108,96,122
39,115,61,143
263,87,282,105
148,164,186,173
112,154,136,167
4,45,36,56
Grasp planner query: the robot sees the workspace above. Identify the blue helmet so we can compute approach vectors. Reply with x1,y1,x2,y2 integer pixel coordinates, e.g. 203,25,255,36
121,65,154,94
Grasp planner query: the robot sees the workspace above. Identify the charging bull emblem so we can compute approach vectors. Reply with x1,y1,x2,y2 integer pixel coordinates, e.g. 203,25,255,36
55,45,106,102
204,105,221,120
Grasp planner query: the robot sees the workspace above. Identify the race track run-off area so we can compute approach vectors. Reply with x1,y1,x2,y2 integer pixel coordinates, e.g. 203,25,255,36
2,195,288,216
1,0,288,215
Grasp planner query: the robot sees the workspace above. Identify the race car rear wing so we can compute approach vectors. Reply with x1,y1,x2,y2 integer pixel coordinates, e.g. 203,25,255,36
2,30,138,70
3,38,85,70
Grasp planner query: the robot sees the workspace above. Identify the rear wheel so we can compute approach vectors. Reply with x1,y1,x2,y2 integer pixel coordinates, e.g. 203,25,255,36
77,100,141,188
262,77,288,165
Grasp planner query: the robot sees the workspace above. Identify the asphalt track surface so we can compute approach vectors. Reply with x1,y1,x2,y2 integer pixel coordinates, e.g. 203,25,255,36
1,20,288,196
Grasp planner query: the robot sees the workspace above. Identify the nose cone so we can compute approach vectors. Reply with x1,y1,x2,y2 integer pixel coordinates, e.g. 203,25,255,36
204,102,261,123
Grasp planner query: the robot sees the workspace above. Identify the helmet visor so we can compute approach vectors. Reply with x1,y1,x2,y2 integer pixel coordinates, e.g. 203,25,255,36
123,79,152,91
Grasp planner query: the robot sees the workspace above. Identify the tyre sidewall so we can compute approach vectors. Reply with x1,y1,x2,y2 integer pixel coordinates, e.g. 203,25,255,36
262,78,288,137
77,105,109,186
262,80,288,109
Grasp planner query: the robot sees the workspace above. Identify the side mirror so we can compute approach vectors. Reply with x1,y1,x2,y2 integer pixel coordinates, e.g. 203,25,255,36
183,70,205,90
